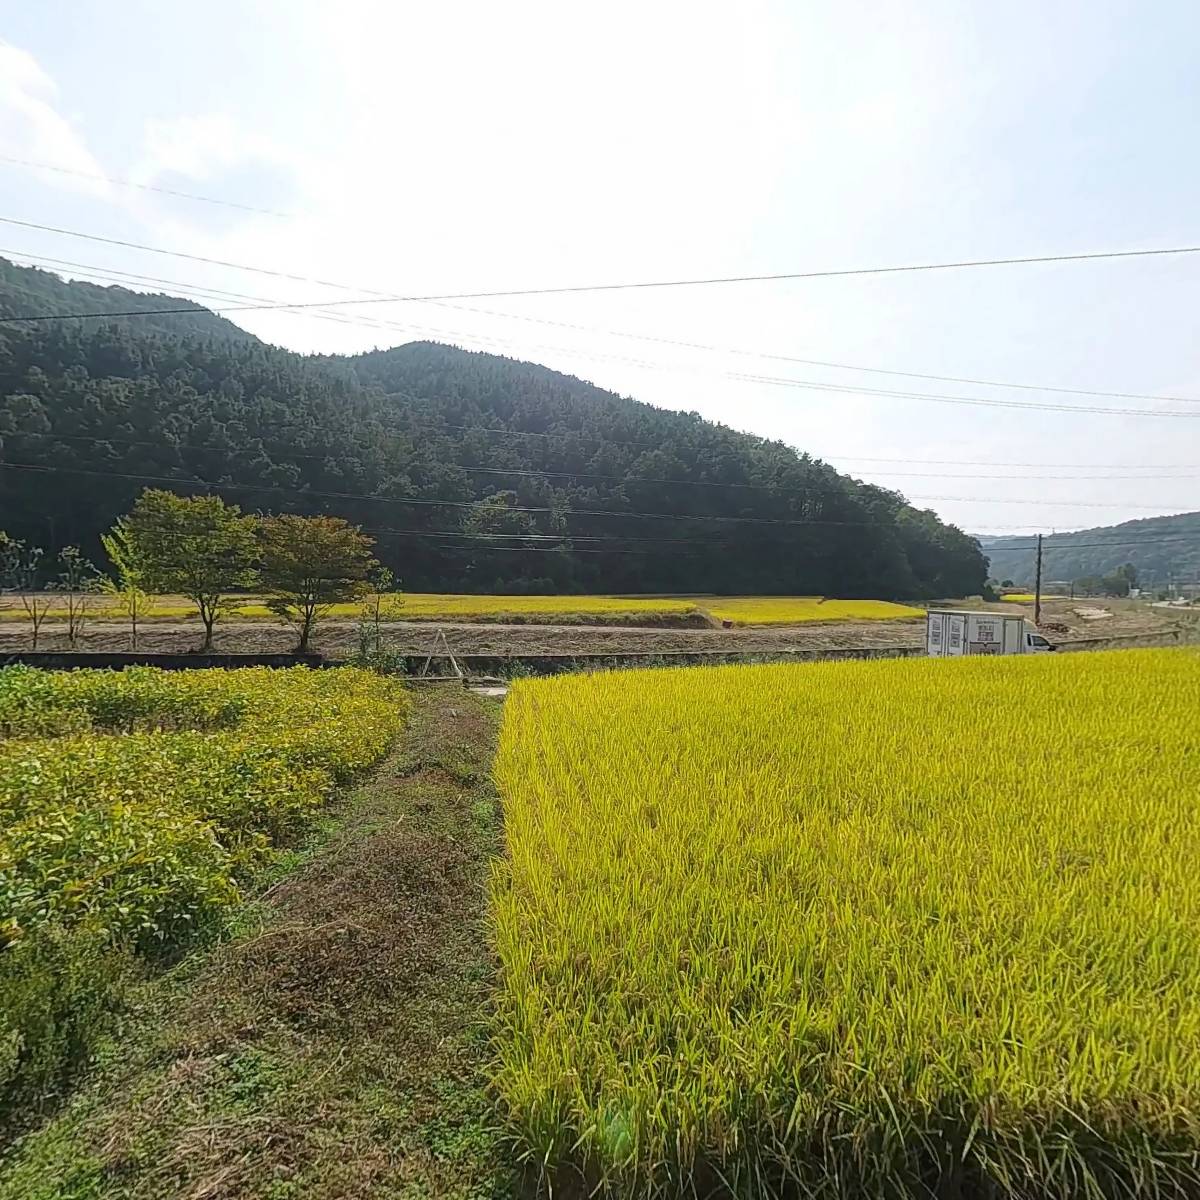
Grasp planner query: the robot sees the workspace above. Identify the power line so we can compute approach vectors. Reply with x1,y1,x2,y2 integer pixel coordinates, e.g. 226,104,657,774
0,461,874,528
10,166,1200,409
16,244,1200,415
0,155,290,219
0,249,499,352
430,297,1200,407
31,428,1144,492
909,494,1194,510
7,433,1199,525
6,461,1197,556
7,248,1200,421
828,454,1200,469
843,468,1198,481
3,214,1200,308
4,460,1198,535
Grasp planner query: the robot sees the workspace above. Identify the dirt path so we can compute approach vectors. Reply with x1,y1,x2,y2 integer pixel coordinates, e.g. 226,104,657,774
0,598,1184,659
0,689,514,1200
0,616,928,657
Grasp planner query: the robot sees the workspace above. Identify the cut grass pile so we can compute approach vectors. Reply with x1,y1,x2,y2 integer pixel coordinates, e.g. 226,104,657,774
491,648,1200,1197
0,665,407,1116
703,596,924,624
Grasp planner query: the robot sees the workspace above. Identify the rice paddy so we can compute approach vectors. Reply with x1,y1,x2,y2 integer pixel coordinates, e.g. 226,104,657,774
0,593,924,628
703,597,924,624
491,648,1200,1197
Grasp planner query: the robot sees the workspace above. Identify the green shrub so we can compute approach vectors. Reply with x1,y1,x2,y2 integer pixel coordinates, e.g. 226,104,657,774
0,665,409,1120
0,926,133,1119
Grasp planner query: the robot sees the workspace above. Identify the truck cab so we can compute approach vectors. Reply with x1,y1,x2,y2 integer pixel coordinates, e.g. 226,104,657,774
1025,629,1055,653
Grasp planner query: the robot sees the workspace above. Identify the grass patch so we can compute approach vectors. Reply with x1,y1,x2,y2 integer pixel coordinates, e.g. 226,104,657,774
0,688,511,1200
491,649,1200,1197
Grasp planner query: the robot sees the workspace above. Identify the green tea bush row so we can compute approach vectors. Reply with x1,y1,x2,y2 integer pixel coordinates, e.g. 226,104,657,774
0,666,408,1115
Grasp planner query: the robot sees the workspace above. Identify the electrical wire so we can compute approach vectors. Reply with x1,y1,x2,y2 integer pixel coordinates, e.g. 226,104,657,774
15,244,1200,414
828,454,1200,469
0,154,291,219
5,430,1197,491
6,247,1200,421
3,460,1197,534
3,213,1200,308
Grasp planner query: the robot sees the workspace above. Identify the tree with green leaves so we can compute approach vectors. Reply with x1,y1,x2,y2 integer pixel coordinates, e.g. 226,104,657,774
123,489,259,651
358,564,404,659
258,514,378,653
0,534,51,648
101,518,153,649
53,546,101,647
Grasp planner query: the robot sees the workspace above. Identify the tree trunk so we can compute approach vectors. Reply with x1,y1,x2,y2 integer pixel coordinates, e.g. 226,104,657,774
200,608,215,651
297,611,313,654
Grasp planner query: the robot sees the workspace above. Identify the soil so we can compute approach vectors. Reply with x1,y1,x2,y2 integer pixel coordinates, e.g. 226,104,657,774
0,596,1185,659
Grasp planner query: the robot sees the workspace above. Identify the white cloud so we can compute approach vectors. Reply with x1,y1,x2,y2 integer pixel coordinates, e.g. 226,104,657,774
0,39,109,197
132,112,293,188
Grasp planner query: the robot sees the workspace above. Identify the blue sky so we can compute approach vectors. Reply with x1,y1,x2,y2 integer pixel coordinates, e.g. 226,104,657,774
2,0,1198,544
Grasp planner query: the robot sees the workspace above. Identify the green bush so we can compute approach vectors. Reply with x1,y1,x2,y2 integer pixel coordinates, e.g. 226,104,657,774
0,665,409,1120
0,926,133,1119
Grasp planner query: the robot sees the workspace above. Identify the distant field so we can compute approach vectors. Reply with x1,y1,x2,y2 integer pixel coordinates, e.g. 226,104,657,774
492,649,1200,1195
233,593,707,624
704,596,924,624
1000,592,1037,602
0,593,926,628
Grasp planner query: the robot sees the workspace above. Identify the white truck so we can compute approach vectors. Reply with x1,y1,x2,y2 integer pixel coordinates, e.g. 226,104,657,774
925,608,1055,657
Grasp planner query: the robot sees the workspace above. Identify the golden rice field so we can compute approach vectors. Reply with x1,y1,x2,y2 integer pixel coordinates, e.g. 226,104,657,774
0,593,924,627
1000,593,1038,603
491,648,1200,1197
703,596,924,624
232,593,705,623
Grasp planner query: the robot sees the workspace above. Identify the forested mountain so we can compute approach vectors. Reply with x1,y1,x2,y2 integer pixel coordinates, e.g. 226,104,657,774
0,258,988,597
0,259,253,343
982,513,1200,589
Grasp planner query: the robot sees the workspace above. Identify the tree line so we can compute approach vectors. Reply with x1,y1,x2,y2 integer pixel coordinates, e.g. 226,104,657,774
0,258,990,599
1,489,378,652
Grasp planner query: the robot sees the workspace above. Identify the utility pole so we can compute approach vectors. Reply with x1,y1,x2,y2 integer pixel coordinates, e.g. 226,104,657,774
1034,533,1043,627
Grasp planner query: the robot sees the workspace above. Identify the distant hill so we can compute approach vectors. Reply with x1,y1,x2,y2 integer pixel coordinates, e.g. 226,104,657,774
981,512,1200,588
0,259,257,343
0,257,988,597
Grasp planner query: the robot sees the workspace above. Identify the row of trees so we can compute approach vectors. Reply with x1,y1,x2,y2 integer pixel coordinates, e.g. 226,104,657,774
1072,563,1139,598
2,489,380,652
